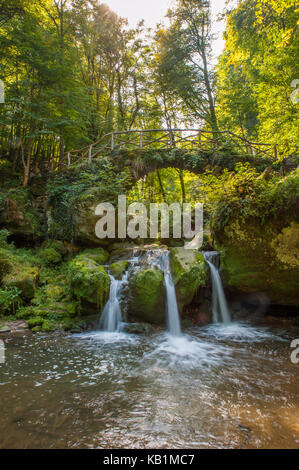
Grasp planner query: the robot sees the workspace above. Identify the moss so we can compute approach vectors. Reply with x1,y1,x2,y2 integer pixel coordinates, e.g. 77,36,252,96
2,265,39,300
214,217,299,307
68,254,110,311
81,247,109,265
38,247,62,265
44,285,64,301
129,267,165,324
0,248,15,280
110,260,129,280
170,248,207,312
41,240,68,256
20,295,81,332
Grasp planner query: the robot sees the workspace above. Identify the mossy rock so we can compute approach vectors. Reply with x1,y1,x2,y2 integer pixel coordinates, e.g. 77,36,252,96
213,218,299,307
38,247,62,265
41,240,68,256
128,267,165,324
110,260,129,280
170,248,207,312
21,296,80,332
80,247,109,265
68,254,110,311
2,265,39,300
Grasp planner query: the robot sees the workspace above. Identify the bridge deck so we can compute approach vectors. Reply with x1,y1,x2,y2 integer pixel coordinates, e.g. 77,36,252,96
60,129,277,169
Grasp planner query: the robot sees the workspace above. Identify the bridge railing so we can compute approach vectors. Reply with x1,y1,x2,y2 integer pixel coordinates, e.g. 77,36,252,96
61,129,276,169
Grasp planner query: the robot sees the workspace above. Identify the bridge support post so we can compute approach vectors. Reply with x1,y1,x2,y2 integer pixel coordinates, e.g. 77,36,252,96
169,129,173,149
140,132,143,149
88,145,92,164
198,130,202,149
67,152,71,167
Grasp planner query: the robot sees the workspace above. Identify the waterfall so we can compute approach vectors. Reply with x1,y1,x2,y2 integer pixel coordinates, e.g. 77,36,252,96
99,275,125,332
204,252,231,324
153,251,182,336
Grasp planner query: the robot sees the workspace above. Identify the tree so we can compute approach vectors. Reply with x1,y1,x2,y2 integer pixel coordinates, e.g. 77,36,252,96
216,0,299,155
155,0,218,131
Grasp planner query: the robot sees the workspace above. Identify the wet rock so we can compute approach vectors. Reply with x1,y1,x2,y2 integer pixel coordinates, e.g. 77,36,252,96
0,323,11,333
123,322,155,335
196,300,212,325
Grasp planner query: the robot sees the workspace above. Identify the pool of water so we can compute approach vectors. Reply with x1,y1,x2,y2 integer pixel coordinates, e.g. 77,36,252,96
0,322,298,449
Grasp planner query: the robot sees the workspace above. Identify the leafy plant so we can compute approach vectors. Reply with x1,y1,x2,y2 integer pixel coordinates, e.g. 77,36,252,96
0,286,22,315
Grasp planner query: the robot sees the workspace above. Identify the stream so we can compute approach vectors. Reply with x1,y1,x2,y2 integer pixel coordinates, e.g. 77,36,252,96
0,321,298,449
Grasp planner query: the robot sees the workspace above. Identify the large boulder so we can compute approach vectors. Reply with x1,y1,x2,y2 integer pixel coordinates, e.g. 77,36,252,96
128,266,165,324
68,251,110,312
170,248,207,312
213,218,299,307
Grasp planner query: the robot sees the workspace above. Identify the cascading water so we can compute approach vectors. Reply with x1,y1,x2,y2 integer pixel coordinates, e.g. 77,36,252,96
204,252,231,324
99,274,126,332
153,251,182,337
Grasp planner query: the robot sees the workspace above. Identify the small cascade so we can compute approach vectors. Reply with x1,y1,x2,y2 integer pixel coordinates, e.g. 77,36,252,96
204,252,231,324
152,251,182,336
99,274,127,332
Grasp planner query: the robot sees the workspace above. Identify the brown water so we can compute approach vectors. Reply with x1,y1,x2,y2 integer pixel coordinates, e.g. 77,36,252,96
0,322,298,449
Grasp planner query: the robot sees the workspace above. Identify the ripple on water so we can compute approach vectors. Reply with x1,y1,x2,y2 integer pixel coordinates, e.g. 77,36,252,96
197,322,290,343
0,322,298,449
140,332,233,372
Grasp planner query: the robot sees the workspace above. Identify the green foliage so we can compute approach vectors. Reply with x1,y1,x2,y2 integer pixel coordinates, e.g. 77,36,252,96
201,166,299,230
0,229,10,248
216,0,299,156
38,247,62,265
46,161,130,241
0,286,22,315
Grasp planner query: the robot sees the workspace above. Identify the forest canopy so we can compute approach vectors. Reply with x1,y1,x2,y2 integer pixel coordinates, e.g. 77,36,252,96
0,0,298,190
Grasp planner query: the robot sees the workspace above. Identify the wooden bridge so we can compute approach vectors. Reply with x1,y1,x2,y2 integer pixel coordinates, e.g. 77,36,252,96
61,129,277,168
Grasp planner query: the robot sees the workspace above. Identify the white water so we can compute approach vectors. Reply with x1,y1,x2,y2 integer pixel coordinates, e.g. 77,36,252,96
99,275,125,332
154,251,182,337
204,252,231,324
